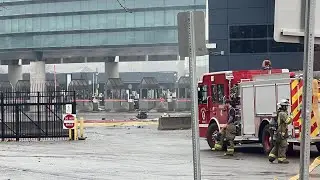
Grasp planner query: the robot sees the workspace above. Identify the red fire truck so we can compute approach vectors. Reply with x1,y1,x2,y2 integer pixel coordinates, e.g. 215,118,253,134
198,67,320,154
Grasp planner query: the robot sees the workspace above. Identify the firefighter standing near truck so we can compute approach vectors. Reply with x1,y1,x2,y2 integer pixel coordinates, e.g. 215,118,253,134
212,99,237,156
268,99,293,164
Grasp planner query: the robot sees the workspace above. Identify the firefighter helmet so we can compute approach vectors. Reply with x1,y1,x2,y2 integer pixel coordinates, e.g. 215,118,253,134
262,59,272,70
278,99,290,107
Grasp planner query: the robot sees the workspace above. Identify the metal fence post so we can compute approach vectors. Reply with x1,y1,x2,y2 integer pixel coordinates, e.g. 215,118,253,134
72,91,76,114
15,105,19,141
1,92,4,141
70,91,77,140
45,98,48,137
37,92,41,141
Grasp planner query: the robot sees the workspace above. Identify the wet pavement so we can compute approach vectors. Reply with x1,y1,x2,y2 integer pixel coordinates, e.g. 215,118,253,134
0,125,319,180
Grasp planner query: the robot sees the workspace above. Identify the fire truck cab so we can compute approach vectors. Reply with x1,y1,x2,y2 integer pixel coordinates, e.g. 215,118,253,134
198,68,320,154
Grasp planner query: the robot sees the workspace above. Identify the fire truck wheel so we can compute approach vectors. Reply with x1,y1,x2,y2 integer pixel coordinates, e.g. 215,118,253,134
206,123,219,149
316,143,320,152
261,124,273,155
287,143,294,155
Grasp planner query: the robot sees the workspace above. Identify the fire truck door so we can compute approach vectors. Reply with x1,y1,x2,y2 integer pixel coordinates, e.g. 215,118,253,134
212,84,229,125
198,85,209,124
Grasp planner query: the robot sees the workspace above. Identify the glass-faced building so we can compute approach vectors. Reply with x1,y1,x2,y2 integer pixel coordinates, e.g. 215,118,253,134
208,0,318,72
0,0,205,58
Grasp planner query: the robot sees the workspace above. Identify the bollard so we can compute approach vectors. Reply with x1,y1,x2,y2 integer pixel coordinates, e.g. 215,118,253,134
74,118,78,141
78,117,86,140
69,129,75,140
69,128,75,140
69,129,73,140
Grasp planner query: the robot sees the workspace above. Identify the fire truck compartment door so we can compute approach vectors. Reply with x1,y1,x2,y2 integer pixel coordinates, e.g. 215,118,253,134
255,84,277,116
276,83,291,111
241,85,255,135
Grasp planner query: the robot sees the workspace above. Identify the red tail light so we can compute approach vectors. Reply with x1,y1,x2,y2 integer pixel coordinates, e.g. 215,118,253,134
293,121,300,138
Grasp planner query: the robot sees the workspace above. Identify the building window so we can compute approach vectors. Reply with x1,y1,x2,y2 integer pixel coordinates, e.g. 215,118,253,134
198,85,207,104
212,84,217,102
267,25,274,38
230,40,267,53
268,40,304,52
229,25,268,39
228,24,317,54
217,84,224,103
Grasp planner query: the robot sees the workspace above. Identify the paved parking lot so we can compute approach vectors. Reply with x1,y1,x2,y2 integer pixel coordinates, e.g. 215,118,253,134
0,125,319,180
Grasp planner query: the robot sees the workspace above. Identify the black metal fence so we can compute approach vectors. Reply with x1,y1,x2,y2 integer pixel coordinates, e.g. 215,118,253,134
0,90,76,141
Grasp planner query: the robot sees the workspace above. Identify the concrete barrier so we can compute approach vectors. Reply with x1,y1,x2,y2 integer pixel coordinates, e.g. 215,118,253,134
167,101,175,111
155,102,169,112
175,99,191,112
76,102,93,112
139,100,170,112
158,115,191,130
139,100,156,111
105,101,130,112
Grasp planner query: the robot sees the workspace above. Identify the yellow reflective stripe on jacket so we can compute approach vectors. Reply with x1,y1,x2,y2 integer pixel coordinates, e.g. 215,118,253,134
285,115,293,124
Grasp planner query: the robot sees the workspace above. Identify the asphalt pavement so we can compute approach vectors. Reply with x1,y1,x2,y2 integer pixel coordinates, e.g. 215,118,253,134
0,124,319,180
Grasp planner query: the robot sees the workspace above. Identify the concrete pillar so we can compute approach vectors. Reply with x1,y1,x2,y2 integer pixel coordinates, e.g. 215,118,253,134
8,64,22,88
145,55,149,61
105,62,119,81
176,60,186,79
30,52,45,92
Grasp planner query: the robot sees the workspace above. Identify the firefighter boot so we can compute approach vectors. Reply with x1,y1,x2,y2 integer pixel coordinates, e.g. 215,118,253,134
224,148,234,156
278,158,289,164
211,144,223,151
268,154,276,163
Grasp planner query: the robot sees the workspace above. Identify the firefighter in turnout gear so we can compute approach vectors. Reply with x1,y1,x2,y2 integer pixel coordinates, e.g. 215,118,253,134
268,99,293,164
212,99,237,156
